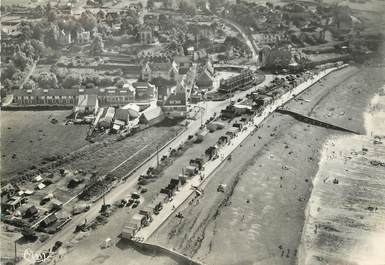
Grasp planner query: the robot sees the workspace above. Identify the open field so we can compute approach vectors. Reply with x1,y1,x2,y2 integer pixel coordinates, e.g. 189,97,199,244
146,65,384,264
1,110,88,181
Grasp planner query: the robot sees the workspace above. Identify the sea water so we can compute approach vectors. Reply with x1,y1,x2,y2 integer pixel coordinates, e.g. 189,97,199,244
298,85,385,265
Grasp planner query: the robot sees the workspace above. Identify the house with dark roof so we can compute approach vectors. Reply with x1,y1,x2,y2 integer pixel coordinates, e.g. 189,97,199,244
162,92,188,119
173,56,193,74
132,82,156,100
196,70,213,91
141,62,178,81
139,25,154,44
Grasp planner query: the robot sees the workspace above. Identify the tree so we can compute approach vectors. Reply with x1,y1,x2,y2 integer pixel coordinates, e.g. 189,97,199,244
147,0,154,9
44,24,59,49
47,10,57,22
21,41,36,60
179,1,197,16
32,21,46,41
14,51,32,71
37,72,58,89
23,79,36,90
80,11,97,31
2,79,16,91
1,62,17,81
89,35,104,55
31,39,47,58
19,22,33,41
63,73,82,89
99,76,113,87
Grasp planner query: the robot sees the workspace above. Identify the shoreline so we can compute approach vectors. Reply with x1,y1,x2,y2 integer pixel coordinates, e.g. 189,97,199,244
143,65,384,265
298,83,385,264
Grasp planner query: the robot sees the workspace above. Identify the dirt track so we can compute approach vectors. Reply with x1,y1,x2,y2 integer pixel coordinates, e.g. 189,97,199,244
148,66,384,265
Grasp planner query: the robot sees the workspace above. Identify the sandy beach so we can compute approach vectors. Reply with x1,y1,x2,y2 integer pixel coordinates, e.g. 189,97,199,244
298,84,385,265
146,65,385,265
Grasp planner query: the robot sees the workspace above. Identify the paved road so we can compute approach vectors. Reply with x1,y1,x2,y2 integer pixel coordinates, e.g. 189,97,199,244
19,60,37,90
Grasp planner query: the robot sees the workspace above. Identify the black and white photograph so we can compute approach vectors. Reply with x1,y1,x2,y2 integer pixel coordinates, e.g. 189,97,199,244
1,0,384,264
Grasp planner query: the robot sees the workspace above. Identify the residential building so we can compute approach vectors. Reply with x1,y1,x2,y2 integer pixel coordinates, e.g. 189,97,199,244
139,106,165,125
173,56,193,74
219,69,255,93
188,22,215,40
258,45,292,69
139,25,154,44
75,94,99,114
13,89,77,105
76,28,91,43
196,70,213,91
13,87,136,107
58,30,72,45
253,31,288,45
96,9,106,21
193,49,208,61
152,0,178,10
133,82,156,100
141,62,178,81
106,12,120,24
99,87,136,106
157,85,172,103
162,92,188,119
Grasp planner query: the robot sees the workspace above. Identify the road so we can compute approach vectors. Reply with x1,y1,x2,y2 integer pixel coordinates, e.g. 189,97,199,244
19,60,37,90
18,75,274,264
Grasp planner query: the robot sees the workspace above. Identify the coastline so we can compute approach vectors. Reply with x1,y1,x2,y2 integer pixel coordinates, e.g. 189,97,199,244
298,82,385,265
144,66,383,265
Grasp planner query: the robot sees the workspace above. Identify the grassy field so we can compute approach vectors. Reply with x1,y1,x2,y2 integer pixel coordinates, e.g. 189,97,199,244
1,110,89,181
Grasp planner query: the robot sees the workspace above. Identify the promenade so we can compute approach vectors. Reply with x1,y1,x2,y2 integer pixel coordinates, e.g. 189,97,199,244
135,65,346,241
